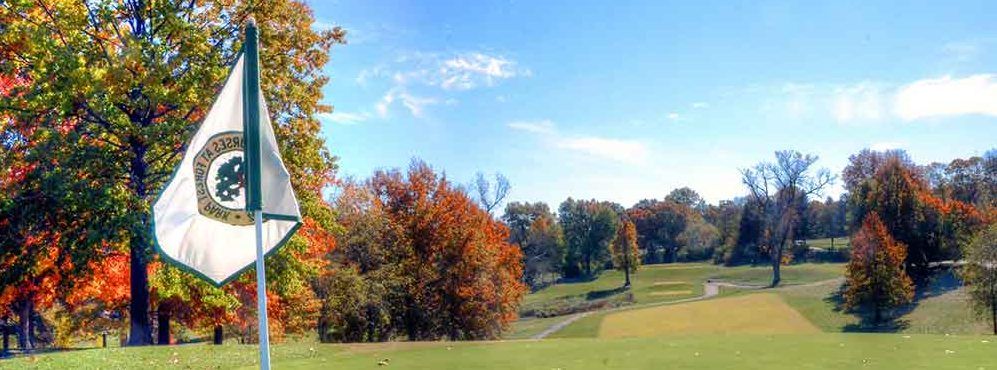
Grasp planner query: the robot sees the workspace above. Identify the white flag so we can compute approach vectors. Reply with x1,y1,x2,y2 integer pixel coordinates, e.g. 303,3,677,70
152,53,301,286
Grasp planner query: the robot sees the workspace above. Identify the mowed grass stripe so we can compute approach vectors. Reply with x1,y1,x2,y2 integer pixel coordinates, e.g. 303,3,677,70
598,293,819,338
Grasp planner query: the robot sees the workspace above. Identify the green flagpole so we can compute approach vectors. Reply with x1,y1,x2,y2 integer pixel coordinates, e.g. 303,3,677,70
242,17,270,370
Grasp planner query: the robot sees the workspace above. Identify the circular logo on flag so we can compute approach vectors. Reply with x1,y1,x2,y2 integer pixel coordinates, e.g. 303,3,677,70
193,131,254,226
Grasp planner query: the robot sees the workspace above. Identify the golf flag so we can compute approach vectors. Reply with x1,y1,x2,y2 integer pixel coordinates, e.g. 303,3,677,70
152,26,301,287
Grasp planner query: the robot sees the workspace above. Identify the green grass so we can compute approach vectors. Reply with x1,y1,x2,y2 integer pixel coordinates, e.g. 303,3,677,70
522,262,845,315
521,263,717,310
775,271,993,335
707,263,844,286
8,334,997,369
517,262,843,338
805,237,850,250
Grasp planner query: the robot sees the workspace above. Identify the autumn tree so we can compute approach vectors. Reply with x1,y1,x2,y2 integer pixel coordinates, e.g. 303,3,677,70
0,1,344,345
322,161,526,342
846,152,986,279
741,150,834,286
843,214,915,324
559,198,620,277
611,220,639,287
502,202,565,289
962,224,997,334
626,199,690,263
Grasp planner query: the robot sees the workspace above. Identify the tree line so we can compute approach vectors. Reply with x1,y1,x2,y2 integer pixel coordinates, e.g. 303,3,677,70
501,149,994,295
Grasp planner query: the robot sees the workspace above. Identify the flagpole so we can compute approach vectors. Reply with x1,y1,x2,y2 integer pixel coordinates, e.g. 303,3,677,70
243,17,270,370
254,210,270,370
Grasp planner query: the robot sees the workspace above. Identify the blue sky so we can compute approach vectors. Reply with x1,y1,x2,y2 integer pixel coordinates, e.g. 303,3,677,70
307,0,996,208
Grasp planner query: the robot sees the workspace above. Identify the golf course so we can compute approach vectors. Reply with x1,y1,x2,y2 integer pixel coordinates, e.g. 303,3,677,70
8,261,997,369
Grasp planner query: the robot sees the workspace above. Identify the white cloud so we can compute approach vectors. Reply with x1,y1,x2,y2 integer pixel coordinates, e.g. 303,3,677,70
666,112,681,121
439,53,528,90
692,102,709,109
894,74,997,120
508,119,648,164
508,120,556,134
870,141,904,151
557,137,649,164
365,51,528,91
358,51,528,120
317,111,370,125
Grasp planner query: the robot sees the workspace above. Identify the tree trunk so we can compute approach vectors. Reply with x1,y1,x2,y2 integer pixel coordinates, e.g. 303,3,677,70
16,299,32,351
156,310,170,345
127,141,153,346
213,325,224,345
102,332,108,348
128,234,152,345
984,304,997,336
770,248,782,287
2,324,9,356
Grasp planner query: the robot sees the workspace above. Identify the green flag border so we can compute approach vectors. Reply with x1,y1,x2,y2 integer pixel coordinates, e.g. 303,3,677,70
150,50,302,288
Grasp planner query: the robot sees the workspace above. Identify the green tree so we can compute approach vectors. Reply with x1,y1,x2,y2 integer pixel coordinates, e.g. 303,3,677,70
843,214,915,324
559,198,620,277
0,1,344,345
665,187,706,211
962,225,997,335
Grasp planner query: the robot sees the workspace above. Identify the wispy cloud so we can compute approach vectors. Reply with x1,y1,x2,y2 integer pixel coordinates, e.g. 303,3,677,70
507,120,556,134
440,53,529,90
942,41,981,63
691,102,710,109
356,51,529,120
666,112,681,121
763,73,997,123
894,74,997,120
376,88,439,118
317,111,371,125
508,120,648,164
870,141,904,151
556,137,649,164
367,51,529,91
832,82,884,123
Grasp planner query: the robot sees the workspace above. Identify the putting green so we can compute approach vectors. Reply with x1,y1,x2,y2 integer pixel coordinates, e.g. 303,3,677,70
599,293,820,338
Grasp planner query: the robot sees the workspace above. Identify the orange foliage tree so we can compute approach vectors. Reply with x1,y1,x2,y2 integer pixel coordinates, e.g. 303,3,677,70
848,155,987,279
611,220,639,287
844,214,915,323
322,160,525,342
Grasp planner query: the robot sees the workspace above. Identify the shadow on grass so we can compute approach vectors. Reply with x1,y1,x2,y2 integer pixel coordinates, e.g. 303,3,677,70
585,286,630,301
827,269,961,333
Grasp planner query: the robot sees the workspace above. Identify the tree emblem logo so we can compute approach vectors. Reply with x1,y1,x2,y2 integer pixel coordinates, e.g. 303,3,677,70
215,156,244,202
193,131,254,225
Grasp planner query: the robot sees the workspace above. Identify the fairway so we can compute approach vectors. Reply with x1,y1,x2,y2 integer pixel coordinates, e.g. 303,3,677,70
598,293,819,338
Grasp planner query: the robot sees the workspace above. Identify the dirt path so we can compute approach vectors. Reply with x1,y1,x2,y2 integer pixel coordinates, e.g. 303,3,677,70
529,278,836,339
